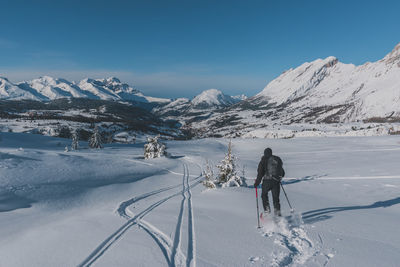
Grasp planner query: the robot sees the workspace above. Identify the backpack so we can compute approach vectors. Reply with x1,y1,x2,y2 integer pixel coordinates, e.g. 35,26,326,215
265,156,284,180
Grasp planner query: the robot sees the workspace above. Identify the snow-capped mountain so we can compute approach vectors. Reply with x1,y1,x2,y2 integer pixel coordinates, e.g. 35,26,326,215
153,89,244,122
251,42,400,121
191,89,240,109
78,77,142,102
186,43,400,137
0,77,41,100
0,76,171,104
19,76,93,101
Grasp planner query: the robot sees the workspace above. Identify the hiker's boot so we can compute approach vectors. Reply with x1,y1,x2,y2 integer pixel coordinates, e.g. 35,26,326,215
264,206,271,214
274,209,281,217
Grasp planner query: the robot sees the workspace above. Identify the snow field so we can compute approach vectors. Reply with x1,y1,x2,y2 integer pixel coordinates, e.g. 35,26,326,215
0,133,399,266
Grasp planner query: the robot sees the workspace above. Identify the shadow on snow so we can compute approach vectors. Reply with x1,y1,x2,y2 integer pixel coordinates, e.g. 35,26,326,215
302,197,400,224
0,191,36,212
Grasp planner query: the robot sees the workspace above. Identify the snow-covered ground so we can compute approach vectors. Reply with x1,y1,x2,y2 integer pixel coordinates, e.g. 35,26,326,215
1,132,399,266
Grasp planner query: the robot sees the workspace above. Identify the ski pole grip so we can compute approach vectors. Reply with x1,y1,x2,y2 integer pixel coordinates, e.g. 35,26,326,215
255,187,258,198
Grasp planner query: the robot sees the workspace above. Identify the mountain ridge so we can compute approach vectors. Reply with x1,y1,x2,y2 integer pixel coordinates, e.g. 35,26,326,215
0,76,172,104
183,42,400,137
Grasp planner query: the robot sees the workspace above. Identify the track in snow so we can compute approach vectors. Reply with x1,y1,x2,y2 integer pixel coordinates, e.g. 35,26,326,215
186,164,196,267
262,214,331,267
171,164,189,266
171,163,197,267
78,161,200,267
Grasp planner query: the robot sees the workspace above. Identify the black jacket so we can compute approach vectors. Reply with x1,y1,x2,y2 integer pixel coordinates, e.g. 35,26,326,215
255,155,284,187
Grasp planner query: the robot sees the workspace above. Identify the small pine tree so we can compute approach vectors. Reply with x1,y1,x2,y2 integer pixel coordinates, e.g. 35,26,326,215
216,140,242,187
202,160,216,189
89,126,103,149
144,135,165,159
71,130,79,150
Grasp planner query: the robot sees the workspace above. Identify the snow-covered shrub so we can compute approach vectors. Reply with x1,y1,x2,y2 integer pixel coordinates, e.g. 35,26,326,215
216,140,242,187
71,130,79,150
202,160,216,189
144,135,166,159
89,126,103,149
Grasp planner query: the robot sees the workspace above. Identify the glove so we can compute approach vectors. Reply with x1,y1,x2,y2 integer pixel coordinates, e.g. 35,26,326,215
254,181,259,188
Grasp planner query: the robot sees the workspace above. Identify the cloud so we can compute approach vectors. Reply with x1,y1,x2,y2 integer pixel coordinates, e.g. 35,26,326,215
0,68,267,98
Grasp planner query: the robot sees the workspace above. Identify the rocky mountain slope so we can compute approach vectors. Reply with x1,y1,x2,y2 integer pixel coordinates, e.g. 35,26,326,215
0,98,184,142
188,43,400,137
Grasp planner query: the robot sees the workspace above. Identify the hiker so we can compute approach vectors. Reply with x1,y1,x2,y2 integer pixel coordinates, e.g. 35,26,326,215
254,148,285,216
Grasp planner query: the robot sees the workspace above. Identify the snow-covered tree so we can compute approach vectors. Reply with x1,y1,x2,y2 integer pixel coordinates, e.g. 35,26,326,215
71,130,79,150
144,135,165,159
89,126,103,149
202,160,216,189
216,140,242,187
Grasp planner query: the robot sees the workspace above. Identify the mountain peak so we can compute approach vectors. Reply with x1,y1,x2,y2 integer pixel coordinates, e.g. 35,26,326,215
383,42,400,63
34,76,57,85
191,89,239,109
105,77,121,84
323,56,338,67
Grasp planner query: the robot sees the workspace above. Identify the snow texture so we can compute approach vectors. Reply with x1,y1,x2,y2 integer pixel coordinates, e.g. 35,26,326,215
1,133,399,266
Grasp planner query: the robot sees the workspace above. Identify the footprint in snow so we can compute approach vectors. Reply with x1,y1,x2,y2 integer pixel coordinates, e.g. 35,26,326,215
260,214,317,266
249,256,260,263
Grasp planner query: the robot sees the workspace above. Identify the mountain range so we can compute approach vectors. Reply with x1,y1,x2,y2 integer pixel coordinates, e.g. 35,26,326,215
1,42,400,139
0,76,170,104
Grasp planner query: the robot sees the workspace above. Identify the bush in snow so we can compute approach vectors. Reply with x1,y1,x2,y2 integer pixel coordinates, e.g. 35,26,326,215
57,125,71,139
89,126,103,149
71,130,79,150
144,135,166,159
202,160,216,189
216,140,242,187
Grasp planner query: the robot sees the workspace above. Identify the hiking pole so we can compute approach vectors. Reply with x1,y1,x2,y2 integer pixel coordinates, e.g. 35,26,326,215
255,187,261,228
280,182,294,213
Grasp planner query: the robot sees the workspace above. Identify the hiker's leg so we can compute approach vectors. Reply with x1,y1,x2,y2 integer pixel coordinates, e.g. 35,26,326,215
272,180,281,215
261,181,272,212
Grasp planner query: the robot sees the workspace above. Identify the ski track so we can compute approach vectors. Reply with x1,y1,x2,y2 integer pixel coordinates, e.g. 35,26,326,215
117,183,183,220
171,162,197,267
126,158,199,178
171,164,188,267
186,164,196,267
79,160,201,267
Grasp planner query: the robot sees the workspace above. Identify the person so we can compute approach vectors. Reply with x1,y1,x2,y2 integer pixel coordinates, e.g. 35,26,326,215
254,148,285,216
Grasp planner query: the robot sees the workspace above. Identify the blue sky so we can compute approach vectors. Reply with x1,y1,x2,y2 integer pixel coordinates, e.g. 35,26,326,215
0,0,399,98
